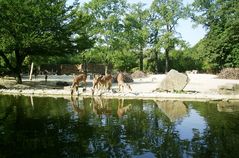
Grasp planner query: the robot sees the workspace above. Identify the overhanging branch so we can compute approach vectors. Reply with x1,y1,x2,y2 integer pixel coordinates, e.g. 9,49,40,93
0,51,14,70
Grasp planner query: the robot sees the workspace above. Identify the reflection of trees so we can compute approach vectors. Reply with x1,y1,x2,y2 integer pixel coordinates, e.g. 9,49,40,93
121,100,184,157
1,96,239,158
0,95,95,157
185,101,239,158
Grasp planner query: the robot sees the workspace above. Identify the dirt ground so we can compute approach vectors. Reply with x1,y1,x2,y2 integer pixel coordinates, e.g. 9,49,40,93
1,74,239,101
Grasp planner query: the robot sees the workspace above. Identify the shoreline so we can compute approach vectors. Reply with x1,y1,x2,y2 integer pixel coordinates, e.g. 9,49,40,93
1,88,239,102
1,73,239,101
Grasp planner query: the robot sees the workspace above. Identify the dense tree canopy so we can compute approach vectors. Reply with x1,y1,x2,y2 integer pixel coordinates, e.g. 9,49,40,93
149,0,189,73
192,0,239,71
83,0,127,73
0,0,238,80
0,0,93,83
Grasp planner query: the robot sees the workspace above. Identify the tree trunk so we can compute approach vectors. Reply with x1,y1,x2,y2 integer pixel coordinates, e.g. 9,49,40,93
15,49,23,84
165,48,169,73
139,48,143,71
15,72,22,84
0,49,24,84
155,50,160,74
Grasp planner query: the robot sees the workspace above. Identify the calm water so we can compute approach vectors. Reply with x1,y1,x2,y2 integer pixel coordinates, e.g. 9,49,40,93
0,95,239,158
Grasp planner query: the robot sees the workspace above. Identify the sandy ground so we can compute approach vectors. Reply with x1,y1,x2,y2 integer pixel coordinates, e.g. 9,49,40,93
1,74,239,101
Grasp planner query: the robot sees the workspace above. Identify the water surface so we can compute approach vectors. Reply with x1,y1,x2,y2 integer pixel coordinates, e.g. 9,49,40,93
0,95,239,158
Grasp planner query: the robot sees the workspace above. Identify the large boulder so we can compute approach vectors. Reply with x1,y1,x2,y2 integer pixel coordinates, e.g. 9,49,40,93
218,68,239,79
156,69,189,92
112,72,134,83
131,70,147,78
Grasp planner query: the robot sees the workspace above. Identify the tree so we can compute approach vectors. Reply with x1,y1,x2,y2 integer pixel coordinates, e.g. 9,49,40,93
150,0,188,73
192,0,239,71
0,0,93,83
83,0,127,74
123,3,149,71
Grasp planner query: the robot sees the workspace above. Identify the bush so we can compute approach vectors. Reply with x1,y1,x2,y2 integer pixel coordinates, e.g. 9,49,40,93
218,68,239,79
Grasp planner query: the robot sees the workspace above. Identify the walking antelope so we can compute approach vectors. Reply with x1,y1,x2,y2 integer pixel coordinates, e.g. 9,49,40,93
71,73,87,95
92,74,112,95
117,73,132,92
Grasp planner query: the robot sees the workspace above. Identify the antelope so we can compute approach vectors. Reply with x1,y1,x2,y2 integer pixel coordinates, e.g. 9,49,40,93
92,74,103,89
92,74,112,95
117,72,132,92
71,73,87,95
75,64,84,72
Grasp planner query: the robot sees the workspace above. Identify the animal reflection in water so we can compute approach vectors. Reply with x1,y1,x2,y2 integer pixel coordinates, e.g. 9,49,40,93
91,97,112,117
117,99,131,118
154,100,188,122
70,96,86,118
91,97,132,118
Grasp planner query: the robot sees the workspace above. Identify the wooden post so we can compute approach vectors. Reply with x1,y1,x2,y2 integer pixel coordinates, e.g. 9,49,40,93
29,62,34,81
105,65,108,75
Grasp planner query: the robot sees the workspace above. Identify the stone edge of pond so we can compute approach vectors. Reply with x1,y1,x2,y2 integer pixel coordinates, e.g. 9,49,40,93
1,88,239,102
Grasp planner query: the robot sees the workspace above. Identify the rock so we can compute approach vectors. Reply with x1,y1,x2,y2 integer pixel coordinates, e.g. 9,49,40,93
56,81,69,86
0,85,7,89
218,84,239,95
156,69,189,92
13,84,30,89
131,70,147,78
112,72,134,83
218,68,239,79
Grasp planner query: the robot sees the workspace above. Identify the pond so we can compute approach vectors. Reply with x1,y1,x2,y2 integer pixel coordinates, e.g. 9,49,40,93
0,95,239,158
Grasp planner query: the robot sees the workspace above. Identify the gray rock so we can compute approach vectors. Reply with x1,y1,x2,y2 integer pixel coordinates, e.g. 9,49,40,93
157,69,189,92
0,85,7,89
218,84,239,95
56,81,69,86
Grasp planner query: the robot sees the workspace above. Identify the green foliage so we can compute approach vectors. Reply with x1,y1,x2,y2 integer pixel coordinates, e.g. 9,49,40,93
123,3,149,71
81,0,129,73
170,49,203,72
192,0,239,71
0,0,93,82
2,0,237,76
83,0,150,72
149,0,189,72
112,50,138,72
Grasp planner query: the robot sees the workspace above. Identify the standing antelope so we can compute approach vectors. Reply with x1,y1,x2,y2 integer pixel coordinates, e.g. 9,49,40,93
71,73,87,95
92,74,112,95
117,72,132,92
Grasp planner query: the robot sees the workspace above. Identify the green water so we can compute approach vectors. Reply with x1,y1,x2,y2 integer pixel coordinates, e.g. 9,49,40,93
0,95,239,158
